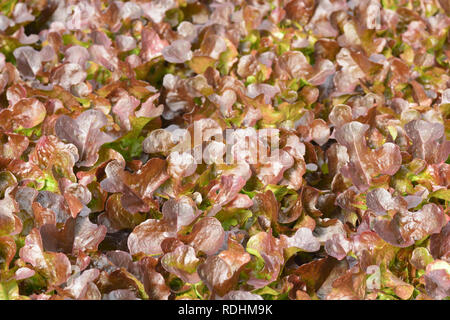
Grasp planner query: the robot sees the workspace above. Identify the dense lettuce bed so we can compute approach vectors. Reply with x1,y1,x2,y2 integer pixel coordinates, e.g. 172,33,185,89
0,0,448,300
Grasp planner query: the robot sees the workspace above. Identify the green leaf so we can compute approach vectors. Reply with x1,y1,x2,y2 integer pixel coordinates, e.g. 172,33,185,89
123,270,149,300
14,124,42,139
86,62,112,85
19,272,47,296
76,97,91,108
377,291,398,300
104,117,152,161
62,34,91,48
264,184,296,202
246,247,263,263
387,125,398,141
429,189,450,202
0,35,22,64
0,279,19,300
216,209,252,230
0,0,17,16
252,286,279,296
35,172,59,192
217,41,237,76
